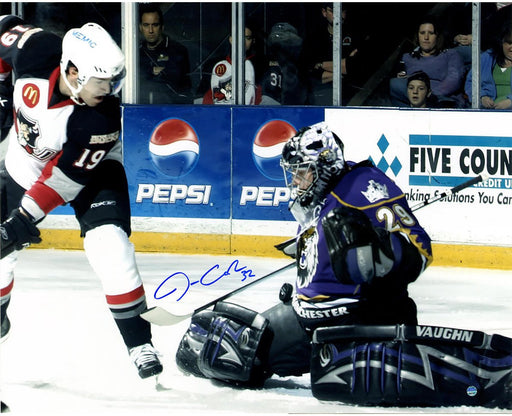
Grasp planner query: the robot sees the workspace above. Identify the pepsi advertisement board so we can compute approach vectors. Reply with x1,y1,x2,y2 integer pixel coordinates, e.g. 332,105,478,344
122,105,322,222
232,107,323,221
123,105,231,219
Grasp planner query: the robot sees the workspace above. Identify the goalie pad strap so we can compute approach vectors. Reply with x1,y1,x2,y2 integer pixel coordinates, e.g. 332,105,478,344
491,333,512,354
213,301,267,331
313,324,397,343
313,324,505,352
404,324,488,350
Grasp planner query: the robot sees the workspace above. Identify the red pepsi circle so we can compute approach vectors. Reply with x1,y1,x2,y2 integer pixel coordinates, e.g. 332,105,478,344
253,119,296,180
149,118,199,178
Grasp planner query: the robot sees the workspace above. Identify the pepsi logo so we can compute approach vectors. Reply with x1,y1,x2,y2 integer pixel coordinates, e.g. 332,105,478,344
148,118,199,178
252,119,296,180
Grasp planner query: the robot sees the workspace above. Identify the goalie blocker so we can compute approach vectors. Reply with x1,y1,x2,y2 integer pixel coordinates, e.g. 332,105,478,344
176,302,512,408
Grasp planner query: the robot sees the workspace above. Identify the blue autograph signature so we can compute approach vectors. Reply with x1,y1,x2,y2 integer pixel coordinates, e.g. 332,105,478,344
154,259,256,302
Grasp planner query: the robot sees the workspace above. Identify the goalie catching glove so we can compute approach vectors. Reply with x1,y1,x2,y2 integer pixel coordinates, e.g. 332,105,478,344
322,206,395,285
0,208,42,259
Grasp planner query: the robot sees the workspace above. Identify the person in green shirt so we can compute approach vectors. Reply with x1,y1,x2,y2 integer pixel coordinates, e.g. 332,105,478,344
465,23,512,109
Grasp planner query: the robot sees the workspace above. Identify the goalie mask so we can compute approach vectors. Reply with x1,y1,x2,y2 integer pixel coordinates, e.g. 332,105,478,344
60,23,126,104
280,122,345,226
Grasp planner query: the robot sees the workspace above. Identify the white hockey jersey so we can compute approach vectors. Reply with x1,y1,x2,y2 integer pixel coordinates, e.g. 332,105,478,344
0,16,122,221
210,58,256,105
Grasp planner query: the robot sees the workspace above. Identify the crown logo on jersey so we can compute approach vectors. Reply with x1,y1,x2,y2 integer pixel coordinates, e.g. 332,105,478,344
361,180,389,203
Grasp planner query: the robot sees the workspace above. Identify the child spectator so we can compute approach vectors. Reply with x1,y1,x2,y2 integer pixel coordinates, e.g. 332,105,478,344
199,25,261,105
406,71,439,108
390,16,466,108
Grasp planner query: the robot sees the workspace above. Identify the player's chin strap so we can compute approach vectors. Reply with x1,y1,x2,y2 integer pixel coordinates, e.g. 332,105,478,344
69,95,86,106
142,173,489,326
61,72,87,106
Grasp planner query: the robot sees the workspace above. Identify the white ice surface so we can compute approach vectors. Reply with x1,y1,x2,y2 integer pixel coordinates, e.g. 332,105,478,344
1,249,511,415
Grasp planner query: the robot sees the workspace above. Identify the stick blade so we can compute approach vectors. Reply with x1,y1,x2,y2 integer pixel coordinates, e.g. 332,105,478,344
141,306,192,326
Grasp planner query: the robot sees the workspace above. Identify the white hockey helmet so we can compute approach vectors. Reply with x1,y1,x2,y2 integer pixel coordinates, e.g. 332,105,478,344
60,23,125,103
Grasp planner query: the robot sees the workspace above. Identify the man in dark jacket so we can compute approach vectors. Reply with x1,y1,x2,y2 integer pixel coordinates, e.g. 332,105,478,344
138,3,192,104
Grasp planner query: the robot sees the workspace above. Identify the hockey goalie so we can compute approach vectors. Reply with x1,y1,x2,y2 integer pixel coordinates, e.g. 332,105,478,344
175,122,512,409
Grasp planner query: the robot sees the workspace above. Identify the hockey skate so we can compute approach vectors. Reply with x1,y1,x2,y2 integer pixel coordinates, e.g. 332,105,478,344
0,315,10,343
129,343,163,379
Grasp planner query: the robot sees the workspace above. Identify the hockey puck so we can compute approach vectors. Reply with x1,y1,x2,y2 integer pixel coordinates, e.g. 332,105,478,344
279,283,293,303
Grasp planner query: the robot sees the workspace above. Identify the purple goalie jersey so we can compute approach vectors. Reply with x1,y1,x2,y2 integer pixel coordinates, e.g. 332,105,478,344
295,161,433,301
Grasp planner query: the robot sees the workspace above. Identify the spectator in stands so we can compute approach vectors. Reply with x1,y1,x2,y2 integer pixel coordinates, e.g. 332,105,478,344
452,33,473,68
301,3,367,105
389,16,466,108
443,3,499,73
442,2,473,72
198,24,262,104
465,22,512,109
138,3,192,104
406,71,439,108
260,22,312,105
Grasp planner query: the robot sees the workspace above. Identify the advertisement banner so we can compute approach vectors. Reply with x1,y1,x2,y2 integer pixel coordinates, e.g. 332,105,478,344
232,106,324,222
123,105,231,220
325,108,512,246
46,105,511,251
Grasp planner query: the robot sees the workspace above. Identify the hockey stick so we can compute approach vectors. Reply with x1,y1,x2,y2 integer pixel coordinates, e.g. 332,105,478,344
143,173,488,326
141,261,295,326
410,173,489,211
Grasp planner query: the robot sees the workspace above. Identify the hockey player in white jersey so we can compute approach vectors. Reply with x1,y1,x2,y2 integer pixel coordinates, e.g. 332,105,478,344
0,15,162,379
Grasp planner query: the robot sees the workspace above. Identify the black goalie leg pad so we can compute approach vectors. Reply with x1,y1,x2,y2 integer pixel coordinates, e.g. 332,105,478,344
198,302,272,387
176,302,273,387
176,309,215,378
310,324,512,408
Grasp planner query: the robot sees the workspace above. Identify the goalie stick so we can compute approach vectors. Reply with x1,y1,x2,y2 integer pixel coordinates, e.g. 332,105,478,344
143,173,488,326
410,173,489,211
